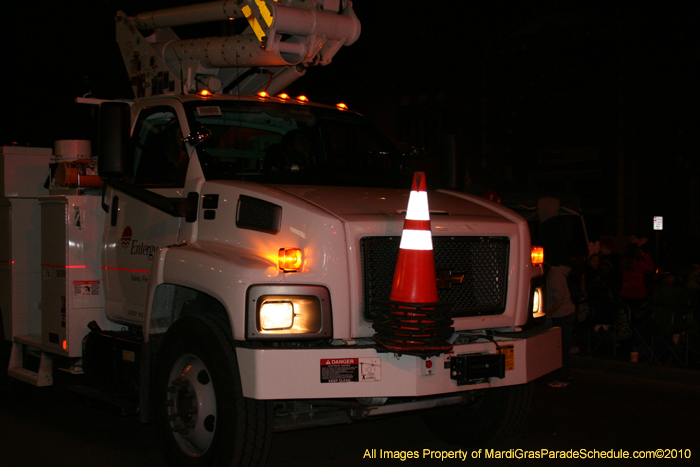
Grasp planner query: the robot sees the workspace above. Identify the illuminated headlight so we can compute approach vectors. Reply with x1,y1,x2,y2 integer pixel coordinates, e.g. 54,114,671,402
247,285,333,340
260,301,294,330
532,287,545,318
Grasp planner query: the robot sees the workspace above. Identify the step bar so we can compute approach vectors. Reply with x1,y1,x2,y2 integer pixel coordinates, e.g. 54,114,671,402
8,335,54,387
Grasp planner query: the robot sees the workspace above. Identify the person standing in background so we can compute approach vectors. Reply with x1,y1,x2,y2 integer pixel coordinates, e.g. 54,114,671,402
620,238,655,314
546,263,576,387
537,197,575,387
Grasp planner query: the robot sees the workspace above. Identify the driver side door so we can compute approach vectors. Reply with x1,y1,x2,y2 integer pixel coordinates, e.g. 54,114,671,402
102,104,190,325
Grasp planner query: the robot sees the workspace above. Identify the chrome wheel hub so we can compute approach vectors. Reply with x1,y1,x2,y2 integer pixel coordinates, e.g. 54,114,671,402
165,354,217,456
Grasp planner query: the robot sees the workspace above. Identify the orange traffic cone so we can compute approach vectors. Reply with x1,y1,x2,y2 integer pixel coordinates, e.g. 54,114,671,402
372,172,454,357
389,172,438,303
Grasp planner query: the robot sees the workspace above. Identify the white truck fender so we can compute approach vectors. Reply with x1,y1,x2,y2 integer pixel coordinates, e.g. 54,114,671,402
142,242,280,341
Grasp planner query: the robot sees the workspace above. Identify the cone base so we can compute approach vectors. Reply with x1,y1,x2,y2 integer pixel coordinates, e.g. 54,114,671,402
373,334,452,358
371,299,454,358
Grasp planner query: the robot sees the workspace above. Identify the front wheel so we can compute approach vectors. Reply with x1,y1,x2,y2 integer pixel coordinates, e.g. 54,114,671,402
155,314,272,467
421,382,534,447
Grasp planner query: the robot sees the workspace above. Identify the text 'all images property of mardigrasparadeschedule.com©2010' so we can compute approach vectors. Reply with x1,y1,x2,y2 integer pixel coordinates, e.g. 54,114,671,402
361,448,693,461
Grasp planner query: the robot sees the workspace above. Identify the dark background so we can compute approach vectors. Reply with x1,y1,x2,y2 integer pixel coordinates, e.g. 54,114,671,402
2,1,698,269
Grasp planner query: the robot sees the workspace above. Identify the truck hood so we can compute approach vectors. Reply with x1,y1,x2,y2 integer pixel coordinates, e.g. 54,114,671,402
271,185,505,220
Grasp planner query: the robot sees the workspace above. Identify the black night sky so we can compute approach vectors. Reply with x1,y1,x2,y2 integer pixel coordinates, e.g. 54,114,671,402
2,1,698,265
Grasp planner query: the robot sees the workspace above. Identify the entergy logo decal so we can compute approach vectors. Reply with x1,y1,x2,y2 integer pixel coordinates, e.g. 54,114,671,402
121,227,133,249
120,226,159,260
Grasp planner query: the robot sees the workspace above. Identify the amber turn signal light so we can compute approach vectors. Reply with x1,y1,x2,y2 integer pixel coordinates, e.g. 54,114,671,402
531,246,544,266
278,248,303,272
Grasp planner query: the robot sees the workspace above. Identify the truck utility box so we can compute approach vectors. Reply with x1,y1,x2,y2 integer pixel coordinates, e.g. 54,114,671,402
0,146,52,197
40,195,111,357
1,146,52,345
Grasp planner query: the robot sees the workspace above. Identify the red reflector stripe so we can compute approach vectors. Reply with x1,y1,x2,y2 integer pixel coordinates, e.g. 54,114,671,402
402,219,431,231
102,266,150,274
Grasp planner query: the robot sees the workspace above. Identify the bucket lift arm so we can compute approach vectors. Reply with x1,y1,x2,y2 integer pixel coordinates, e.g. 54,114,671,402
116,0,360,97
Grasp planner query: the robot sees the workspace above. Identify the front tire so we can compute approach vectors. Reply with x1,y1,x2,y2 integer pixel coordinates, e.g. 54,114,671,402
421,382,534,447
155,314,272,467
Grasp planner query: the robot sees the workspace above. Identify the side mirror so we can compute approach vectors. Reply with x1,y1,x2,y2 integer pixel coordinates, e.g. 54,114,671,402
97,102,133,180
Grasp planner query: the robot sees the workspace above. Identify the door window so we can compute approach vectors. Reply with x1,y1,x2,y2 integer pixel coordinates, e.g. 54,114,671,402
132,106,189,186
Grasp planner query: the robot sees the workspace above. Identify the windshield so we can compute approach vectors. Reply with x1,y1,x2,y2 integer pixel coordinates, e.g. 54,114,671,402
185,101,410,188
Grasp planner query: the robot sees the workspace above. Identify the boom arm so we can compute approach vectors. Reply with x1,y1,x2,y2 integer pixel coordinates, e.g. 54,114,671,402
116,0,360,97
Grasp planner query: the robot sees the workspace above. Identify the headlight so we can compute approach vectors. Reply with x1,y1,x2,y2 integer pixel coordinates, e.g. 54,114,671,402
246,285,333,340
532,287,545,318
260,301,295,330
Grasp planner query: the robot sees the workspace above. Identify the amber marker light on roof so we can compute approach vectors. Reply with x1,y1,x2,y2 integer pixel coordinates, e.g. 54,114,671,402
296,95,309,102
198,89,212,96
257,91,270,98
531,246,544,266
336,103,348,110
278,248,303,272
277,93,290,100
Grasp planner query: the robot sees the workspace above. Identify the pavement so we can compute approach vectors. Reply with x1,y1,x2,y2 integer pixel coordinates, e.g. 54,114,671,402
571,353,700,390
568,330,700,395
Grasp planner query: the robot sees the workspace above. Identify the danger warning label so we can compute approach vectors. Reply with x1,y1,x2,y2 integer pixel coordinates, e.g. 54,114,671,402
73,280,100,296
320,358,381,383
321,358,358,383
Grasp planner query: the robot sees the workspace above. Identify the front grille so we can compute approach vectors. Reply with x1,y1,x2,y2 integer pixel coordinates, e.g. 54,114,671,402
361,236,510,318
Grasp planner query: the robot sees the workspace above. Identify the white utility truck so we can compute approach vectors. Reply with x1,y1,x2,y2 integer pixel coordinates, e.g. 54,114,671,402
1,1,561,466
